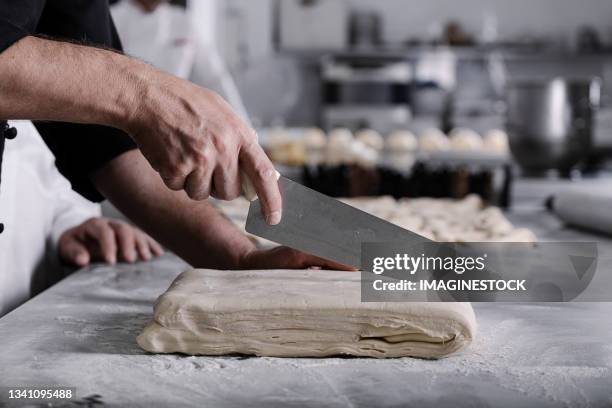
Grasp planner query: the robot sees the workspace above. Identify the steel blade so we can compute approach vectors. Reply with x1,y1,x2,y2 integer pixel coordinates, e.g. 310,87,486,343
246,177,431,267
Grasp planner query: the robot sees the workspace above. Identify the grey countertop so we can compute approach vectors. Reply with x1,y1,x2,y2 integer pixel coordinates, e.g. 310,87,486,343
2,199,612,407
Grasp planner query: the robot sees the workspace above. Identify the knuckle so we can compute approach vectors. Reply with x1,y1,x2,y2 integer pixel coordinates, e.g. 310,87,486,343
255,164,274,182
214,138,229,157
243,128,258,145
102,223,114,235
175,161,192,176
163,179,183,191
164,159,191,178
191,146,214,169
115,223,131,234
186,185,209,201
201,146,215,164
193,191,210,200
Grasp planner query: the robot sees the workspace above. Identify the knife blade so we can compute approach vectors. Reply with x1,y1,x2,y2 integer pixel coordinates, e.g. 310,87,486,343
245,176,431,268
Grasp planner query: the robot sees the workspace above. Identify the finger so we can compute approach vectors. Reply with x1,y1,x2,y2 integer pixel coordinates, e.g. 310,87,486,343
256,247,357,271
158,158,192,192
302,254,358,271
59,235,91,267
281,247,357,271
211,161,241,201
147,236,164,257
239,141,282,225
134,231,152,261
160,173,187,192
84,220,117,265
184,166,214,200
110,222,137,263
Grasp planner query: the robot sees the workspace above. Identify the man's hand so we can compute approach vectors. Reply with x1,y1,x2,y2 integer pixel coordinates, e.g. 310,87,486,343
239,246,357,271
58,217,164,267
126,70,282,225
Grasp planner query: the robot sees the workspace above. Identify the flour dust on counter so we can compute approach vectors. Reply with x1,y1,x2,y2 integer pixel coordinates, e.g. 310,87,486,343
137,269,477,358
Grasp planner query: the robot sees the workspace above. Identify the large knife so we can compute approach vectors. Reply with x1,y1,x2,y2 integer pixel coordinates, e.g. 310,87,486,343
243,175,431,268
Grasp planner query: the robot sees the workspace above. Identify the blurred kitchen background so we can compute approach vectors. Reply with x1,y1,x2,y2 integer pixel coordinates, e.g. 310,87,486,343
110,0,612,213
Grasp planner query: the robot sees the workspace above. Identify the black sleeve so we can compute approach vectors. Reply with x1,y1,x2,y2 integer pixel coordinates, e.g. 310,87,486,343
0,0,46,53
35,122,137,202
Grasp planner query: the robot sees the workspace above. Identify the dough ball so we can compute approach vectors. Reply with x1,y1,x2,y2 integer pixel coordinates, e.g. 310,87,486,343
356,129,384,151
419,128,450,151
267,141,305,166
350,140,379,168
326,128,354,165
328,128,354,148
483,129,509,153
472,207,513,235
303,127,327,149
449,128,483,151
452,194,483,214
265,126,291,147
265,127,306,165
386,130,418,151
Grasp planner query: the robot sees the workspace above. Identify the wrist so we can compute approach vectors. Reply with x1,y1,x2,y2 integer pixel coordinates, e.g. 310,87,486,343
109,54,155,134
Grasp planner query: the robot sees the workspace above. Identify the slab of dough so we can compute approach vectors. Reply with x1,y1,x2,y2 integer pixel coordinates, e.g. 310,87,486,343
137,269,477,359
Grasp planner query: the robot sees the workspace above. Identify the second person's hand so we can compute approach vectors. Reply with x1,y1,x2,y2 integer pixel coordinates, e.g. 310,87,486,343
58,217,164,267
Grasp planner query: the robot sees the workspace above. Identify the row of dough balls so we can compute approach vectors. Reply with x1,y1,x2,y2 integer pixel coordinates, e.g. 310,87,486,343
340,194,536,243
266,127,509,167
302,127,509,154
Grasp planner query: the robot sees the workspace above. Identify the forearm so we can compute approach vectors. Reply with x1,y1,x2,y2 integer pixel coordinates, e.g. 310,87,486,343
0,37,282,222
0,36,145,127
93,149,256,269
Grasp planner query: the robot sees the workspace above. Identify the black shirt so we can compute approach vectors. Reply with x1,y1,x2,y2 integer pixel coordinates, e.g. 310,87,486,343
0,0,137,201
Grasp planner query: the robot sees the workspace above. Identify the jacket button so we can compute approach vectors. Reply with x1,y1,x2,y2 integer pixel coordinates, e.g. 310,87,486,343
4,127,17,139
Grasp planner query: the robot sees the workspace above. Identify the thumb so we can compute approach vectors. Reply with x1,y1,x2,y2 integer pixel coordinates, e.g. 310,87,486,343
59,236,91,267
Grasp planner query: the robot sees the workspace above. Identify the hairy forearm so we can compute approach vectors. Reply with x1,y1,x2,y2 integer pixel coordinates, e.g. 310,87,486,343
0,36,146,127
93,150,257,269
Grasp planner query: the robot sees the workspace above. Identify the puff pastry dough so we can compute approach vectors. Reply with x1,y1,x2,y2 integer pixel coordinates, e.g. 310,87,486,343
137,269,477,359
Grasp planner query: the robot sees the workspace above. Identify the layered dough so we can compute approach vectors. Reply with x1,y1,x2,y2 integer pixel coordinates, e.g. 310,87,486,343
137,269,477,358
339,195,535,243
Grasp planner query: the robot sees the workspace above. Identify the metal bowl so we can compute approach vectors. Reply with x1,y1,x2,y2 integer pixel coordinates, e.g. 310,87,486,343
505,77,600,174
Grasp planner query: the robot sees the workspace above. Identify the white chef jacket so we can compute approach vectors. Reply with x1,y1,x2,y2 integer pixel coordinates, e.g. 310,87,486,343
0,121,100,317
110,0,250,123
111,0,196,79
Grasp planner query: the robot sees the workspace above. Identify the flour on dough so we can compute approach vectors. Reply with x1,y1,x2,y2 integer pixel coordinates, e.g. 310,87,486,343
137,269,477,359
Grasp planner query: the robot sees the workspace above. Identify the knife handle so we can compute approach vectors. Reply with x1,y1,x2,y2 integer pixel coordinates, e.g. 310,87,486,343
241,169,281,202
